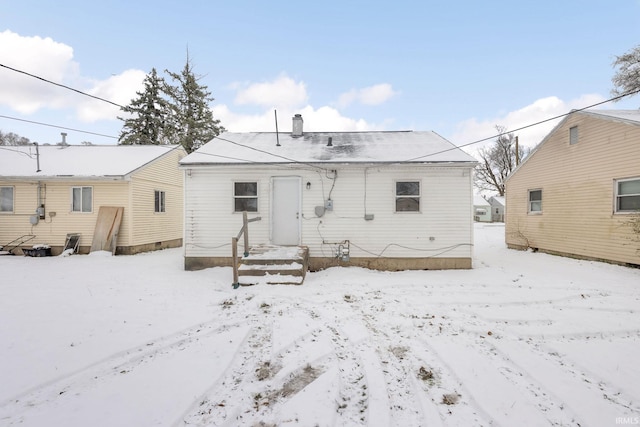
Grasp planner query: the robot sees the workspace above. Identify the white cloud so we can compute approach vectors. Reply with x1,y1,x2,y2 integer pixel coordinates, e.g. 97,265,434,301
0,30,145,124
337,83,397,108
0,30,79,113
452,94,606,156
78,70,146,122
212,104,381,133
233,75,308,108
213,75,386,132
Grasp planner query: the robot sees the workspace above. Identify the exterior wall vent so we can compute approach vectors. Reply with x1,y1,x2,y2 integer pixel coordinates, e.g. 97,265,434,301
292,114,303,137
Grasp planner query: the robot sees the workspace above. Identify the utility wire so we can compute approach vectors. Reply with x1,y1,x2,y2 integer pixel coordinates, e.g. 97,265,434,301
4,60,640,165
405,88,640,162
0,114,118,139
214,135,329,172
0,63,124,108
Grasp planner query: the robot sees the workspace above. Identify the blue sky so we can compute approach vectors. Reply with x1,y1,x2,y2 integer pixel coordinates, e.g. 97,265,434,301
1,1,639,153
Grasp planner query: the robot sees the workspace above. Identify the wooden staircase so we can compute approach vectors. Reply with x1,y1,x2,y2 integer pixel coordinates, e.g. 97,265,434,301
236,245,309,285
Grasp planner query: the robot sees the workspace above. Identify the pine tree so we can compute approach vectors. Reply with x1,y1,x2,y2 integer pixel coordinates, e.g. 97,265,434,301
163,53,225,153
118,68,172,146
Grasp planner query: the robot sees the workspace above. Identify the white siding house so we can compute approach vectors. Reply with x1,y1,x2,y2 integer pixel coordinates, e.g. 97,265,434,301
488,195,505,222
180,116,478,271
473,194,492,222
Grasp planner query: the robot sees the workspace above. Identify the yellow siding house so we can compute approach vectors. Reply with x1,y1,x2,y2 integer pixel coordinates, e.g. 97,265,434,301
0,144,186,255
505,110,640,267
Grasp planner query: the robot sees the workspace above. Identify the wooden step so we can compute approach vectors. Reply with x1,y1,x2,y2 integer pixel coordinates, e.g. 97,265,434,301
237,245,309,286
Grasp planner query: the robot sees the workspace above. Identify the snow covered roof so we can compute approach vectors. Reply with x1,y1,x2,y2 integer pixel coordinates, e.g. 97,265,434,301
180,131,477,166
489,196,505,206
0,144,183,179
473,194,490,206
581,109,640,125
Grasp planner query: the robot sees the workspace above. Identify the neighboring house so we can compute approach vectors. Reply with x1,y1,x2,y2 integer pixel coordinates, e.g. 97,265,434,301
473,193,491,222
488,195,505,222
0,144,186,255
505,109,640,267
180,114,478,272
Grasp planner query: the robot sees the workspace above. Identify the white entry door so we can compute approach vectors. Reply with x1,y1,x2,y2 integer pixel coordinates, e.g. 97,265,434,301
271,176,301,245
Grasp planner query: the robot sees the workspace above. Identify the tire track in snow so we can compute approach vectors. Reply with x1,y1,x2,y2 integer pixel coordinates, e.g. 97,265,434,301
0,315,247,414
346,293,437,427
489,337,640,426
177,321,274,426
180,299,342,426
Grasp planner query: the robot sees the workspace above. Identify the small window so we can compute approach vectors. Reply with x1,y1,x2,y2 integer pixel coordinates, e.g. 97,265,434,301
0,186,14,213
475,208,487,215
154,190,166,213
72,186,92,213
396,181,420,212
528,189,542,213
569,126,578,145
234,182,258,212
616,178,640,213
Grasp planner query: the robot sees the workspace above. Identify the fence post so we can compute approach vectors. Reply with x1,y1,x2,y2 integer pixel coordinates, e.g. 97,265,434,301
243,211,249,257
232,237,239,289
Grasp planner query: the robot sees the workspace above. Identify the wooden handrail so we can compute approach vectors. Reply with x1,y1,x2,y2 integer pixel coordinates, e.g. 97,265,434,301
232,211,261,289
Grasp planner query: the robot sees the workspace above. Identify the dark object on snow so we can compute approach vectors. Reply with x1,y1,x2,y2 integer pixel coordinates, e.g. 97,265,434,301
23,247,52,257
0,235,36,255
63,233,81,254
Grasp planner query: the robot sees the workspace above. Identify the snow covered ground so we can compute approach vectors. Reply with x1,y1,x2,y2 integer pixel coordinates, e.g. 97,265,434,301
1,223,639,427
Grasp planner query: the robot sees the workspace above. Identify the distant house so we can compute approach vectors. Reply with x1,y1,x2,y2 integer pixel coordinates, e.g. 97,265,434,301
473,194,491,222
0,144,186,255
505,109,640,267
488,195,505,222
180,114,478,273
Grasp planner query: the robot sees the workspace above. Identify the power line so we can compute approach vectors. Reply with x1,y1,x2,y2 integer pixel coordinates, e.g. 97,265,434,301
0,63,124,108
404,88,640,162
0,114,118,139
214,135,329,171
3,59,639,163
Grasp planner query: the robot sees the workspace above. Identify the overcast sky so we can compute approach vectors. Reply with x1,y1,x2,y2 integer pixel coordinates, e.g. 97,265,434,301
1,1,639,155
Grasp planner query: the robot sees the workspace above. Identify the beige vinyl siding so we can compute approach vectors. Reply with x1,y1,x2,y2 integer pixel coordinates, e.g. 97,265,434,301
129,148,185,246
0,181,39,245
0,180,129,250
184,164,474,260
506,113,640,265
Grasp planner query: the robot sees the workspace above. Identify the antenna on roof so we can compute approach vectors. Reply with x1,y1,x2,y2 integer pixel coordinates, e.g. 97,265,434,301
274,110,281,147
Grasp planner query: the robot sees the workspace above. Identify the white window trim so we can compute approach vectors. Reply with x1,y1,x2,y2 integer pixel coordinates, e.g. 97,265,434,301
0,186,14,214
233,181,259,213
614,177,640,214
528,189,542,214
71,186,93,213
395,180,421,213
154,190,166,213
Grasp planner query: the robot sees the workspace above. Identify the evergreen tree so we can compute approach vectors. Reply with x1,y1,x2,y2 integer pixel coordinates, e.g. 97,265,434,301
163,53,225,153
118,68,172,146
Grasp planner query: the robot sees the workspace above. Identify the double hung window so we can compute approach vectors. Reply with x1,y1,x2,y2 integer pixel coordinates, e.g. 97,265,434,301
528,189,542,213
72,186,92,213
234,182,258,212
616,178,640,213
395,181,420,212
